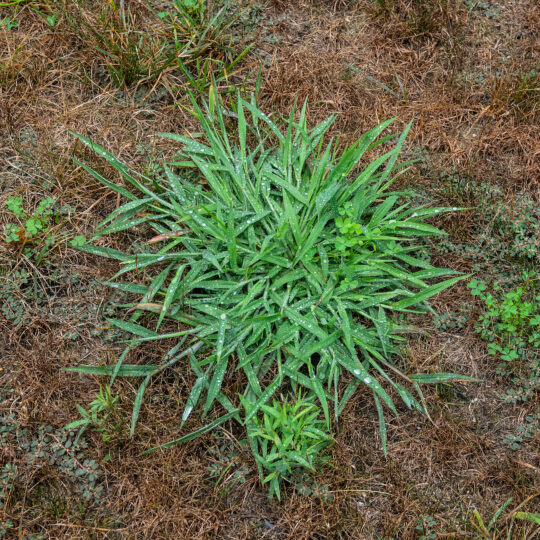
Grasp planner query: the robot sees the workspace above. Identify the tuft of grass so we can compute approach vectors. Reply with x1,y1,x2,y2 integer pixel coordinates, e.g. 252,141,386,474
489,68,540,122
251,395,333,501
57,0,252,91
472,497,540,539
66,91,471,497
65,384,124,443
369,0,467,42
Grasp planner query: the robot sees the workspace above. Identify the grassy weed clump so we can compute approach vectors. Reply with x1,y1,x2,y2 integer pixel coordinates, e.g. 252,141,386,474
489,68,540,122
58,0,251,90
251,396,333,501
471,497,540,539
68,93,469,498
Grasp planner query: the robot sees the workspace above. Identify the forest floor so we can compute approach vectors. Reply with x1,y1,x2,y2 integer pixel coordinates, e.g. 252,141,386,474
0,0,538,538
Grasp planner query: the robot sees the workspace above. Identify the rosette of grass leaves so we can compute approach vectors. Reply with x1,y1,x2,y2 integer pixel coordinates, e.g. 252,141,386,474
67,91,473,493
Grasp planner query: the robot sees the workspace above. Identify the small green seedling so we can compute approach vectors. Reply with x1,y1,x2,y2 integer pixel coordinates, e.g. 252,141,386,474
65,385,120,442
3,196,56,244
468,274,539,360
248,395,333,501
0,15,18,29
468,273,539,402
415,514,437,540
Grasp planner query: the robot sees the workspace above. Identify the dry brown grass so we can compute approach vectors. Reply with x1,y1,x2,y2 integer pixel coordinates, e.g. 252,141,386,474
258,0,539,189
1,0,539,538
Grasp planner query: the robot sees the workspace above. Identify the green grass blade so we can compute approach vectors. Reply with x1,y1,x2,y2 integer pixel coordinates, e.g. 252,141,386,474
514,512,540,525
157,264,186,330
146,410,239,452
65,365,156,377
109,319,158,338
204,314,228,414
373,393,387,457
409,373,478,384
130,375,151,436
392,275,470,310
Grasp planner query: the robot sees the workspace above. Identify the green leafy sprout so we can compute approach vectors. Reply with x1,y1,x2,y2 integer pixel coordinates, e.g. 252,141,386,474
64,384,120,443
3,196,55,243
249,395,333,501
468,272,539,402
67,91,473,497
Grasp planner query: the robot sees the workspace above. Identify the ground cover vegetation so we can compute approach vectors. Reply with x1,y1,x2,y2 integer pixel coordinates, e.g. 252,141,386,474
0,0,538,537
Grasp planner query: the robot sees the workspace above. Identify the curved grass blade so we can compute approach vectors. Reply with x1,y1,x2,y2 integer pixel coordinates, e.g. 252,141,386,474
392,275,470,311
131,375,151,436
145,410,239,452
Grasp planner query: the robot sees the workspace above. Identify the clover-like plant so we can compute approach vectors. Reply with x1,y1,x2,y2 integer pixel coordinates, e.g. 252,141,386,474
468,273,539,402
68,92,471,495
3,196,55,244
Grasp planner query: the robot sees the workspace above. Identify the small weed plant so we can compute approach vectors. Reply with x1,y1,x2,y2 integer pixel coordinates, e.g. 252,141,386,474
504,413,539,451
436,175,539,286
415,514,437,540
206,431,251,498
0,262,122,335
432,303,469,331
60,0,252,91
2,195,81,262
68,92,470,499
64,385,122,443
469,272,539,402
0,404,103,536
251,395,332,501
4,196,55,244
0,411,103,508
